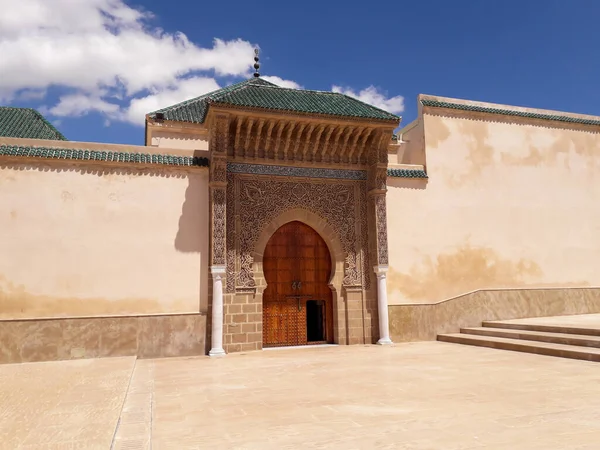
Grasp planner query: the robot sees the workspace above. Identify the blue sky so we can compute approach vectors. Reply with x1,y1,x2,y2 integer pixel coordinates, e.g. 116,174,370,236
2,0,600,145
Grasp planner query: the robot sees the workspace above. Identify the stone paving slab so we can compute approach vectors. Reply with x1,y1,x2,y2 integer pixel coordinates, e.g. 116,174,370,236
0,356,135,449
1,343,600,449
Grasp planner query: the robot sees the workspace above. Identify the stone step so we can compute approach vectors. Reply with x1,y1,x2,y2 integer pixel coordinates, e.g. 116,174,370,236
481,319,600,337
460,327,600,348
437,333,600,362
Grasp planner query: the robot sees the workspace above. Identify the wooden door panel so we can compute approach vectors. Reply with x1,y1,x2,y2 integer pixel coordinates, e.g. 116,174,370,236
263,221,332,347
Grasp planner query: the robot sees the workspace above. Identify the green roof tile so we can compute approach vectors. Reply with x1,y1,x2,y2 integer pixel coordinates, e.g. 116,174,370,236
387,168,428,179
149,78,400,124
149,78,276,123
0,107,67,140
421,99,600,127
0,145,209,167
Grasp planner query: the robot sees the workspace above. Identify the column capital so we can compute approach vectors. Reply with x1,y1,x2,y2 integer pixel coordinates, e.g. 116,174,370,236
373,264,389,275
210,265,227,275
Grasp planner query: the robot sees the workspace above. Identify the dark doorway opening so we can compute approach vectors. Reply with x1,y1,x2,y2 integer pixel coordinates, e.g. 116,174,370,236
306,300,325,342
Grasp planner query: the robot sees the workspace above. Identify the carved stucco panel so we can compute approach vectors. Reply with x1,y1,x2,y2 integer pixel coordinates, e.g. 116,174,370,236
375,194,389,265
358,184,371,288
226,174,236,292
211,188,226,265
225,173,369,292
210,157,227,183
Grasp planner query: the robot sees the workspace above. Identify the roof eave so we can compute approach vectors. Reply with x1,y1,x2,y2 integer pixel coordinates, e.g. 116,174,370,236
208,101,400,126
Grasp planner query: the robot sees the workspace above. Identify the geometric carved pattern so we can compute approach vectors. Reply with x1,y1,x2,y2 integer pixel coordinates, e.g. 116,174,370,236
226,173,369,292
227,162,367,180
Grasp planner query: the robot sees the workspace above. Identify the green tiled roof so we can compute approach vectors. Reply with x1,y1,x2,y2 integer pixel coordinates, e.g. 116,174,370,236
0,145,209,167
421,99,600,127
387,168,428,179
149,78,400,123
149,78,275,123
0,107,67,140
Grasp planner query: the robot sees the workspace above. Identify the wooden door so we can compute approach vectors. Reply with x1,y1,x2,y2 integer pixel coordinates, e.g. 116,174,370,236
263,221,333,347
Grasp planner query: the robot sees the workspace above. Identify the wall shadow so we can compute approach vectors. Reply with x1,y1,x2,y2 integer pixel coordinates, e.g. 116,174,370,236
174,170,210,315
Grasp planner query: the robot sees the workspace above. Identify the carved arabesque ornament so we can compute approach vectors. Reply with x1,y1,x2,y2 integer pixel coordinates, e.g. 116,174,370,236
209,113,230,267
375,195,389,265
210,158,227,183
211,188,226,265
367,143,390,267
225,173,370,292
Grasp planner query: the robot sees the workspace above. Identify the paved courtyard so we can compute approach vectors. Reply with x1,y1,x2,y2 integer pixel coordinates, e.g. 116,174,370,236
1,342,599,449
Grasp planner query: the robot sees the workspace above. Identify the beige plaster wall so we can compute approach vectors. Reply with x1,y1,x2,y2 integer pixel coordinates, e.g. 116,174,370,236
392,119,426,166
0,161,209,319
387,113,600,305
150,130,209,150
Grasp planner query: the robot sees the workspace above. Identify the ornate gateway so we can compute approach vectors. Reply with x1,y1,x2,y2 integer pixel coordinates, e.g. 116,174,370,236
158,73,399,354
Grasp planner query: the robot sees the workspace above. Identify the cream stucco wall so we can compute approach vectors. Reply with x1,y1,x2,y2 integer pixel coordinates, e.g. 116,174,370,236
147,121,209,151
394,119,426,166
0,161,209,319
387,113,600,305
150,131,209,150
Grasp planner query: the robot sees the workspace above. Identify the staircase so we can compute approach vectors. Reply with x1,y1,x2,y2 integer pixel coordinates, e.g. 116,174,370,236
438,315,600,362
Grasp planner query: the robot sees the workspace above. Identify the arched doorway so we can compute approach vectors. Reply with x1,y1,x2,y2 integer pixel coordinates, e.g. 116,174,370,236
263,221,334,347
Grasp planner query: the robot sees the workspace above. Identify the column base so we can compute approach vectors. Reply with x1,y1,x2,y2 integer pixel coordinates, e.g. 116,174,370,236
209,348,226,357
377,338,393,345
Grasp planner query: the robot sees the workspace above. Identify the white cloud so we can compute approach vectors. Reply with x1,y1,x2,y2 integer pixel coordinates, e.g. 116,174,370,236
0,0,258,125
261,76,302,89
0,0,404,129
124,77,220,125
331,85,405,114
16,89,47,101
49,93,121,117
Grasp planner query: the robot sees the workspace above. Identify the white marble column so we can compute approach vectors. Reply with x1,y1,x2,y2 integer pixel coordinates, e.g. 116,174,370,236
209,265,226,357
374,265,393,345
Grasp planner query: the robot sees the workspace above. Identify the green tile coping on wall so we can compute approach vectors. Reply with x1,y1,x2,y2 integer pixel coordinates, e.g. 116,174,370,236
421,99,600,127
387,168,428,179
1,144,430,178
0,145,209,167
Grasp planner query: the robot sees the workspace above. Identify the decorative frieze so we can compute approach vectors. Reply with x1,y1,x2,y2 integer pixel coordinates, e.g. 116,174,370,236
226,162,367,180
225,115,392,165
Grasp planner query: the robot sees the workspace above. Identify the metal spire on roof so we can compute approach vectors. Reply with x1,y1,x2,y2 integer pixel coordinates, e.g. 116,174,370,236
253,48,260,78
